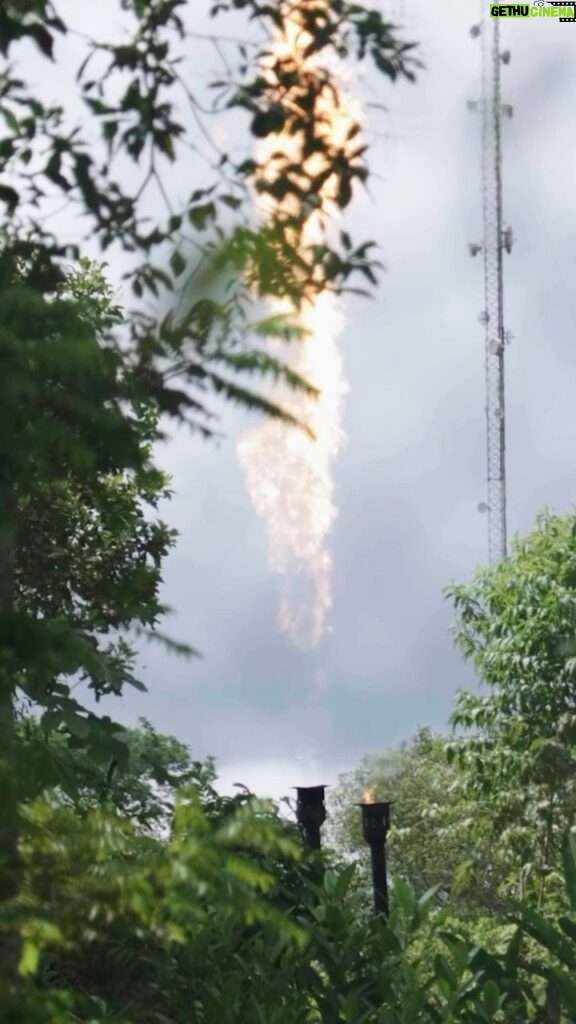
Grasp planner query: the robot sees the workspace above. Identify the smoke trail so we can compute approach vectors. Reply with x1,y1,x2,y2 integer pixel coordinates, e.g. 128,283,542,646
237,4,357,650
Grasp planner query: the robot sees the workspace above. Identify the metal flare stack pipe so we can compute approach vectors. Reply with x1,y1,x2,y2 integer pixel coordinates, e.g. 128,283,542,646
295,785,327,850
357,800,393,916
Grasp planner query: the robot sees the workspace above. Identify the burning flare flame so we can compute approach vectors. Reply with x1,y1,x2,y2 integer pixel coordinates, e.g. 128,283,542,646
237,3,358,650
361,787,376,805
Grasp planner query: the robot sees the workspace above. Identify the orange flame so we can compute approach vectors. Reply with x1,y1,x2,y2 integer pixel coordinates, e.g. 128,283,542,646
237,2,359,649
361,787,376,805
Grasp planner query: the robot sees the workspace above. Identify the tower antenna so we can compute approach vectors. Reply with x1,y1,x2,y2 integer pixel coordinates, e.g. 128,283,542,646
469,13,512,563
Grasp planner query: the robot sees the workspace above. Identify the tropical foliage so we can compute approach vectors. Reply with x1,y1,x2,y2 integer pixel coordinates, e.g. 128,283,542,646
446,511,576,911
327,727,506,923
7,716,576,1023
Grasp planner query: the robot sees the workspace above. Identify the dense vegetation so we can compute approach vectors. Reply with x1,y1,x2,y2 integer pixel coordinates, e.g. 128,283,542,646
1,0,575,1021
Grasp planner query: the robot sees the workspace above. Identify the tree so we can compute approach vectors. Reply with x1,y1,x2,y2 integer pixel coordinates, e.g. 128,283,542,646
14,714,220,832
18,777,576,1024
11,790,310,1024
0,252,176,980
0,241,302,978
446,510,576,911
6,255,182,768
0,0,419,435
326,728,506,922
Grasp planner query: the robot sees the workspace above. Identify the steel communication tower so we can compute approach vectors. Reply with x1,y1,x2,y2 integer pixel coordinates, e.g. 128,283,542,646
469,13,512,563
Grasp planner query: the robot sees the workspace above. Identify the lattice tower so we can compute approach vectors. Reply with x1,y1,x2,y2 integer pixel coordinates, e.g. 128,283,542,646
472,13,512,563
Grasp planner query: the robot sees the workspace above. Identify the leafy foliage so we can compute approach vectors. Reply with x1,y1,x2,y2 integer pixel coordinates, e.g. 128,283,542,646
327,728,506,922
6,789,308,1024
3,259,184,765
0,254,172,964
14,715,219,832
8,761,576,1023
0,0,419,437
6,710,576,1024
446,511,576,909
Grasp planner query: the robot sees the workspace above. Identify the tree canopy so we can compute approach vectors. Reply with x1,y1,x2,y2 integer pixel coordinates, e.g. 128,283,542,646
446,510,576,910
327,727,507,923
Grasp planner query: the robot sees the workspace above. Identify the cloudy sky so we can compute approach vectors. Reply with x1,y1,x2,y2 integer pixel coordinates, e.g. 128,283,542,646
42,1,576,801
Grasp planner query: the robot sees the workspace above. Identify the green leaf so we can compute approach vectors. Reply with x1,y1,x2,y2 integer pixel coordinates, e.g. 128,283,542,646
482,979,500,1017
123,673,148,693
0,183,19,212
2,108,18,133
522,906,576,970
504,927,522,975
18,940,39,976
323,870,338,897
219,194,243,210
552,968,576,1011
414,885,440,925
62,710,91,739
170,249,186,278
335,863,357,900
26,24,55,60
188,202,217,231
559,915,576,944
41,710,63,731
250,104,286,138
103,120,119,144
433,954,458,992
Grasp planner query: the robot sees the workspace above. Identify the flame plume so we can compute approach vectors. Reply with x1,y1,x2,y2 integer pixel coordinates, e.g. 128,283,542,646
237,3,358,650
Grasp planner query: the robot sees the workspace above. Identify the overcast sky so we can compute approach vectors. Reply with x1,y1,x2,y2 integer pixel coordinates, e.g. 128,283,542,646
42,1,576,802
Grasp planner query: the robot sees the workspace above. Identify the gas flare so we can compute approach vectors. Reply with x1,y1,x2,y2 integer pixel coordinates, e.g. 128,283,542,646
237,3,359,650
361,787,376,805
